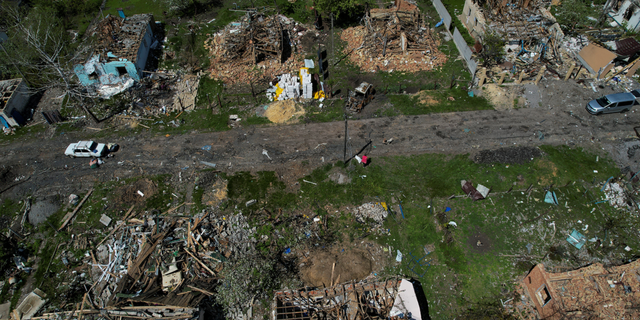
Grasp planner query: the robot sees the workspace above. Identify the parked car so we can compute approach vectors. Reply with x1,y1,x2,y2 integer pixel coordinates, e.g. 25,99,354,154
65,141,108,158
586,90,640,115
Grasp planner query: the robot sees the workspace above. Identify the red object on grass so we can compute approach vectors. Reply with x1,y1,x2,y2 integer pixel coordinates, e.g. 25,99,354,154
362,155,368,165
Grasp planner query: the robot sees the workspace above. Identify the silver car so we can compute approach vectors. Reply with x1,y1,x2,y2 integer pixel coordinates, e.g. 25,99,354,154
586,90,640,115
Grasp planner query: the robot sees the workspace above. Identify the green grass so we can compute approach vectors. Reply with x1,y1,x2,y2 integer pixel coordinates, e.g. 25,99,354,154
0,124,47,143
386,88,493,115
104,0,169,18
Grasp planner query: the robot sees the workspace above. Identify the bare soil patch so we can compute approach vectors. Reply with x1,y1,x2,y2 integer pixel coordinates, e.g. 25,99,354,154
299,243,386,287
415,91,440,105
116,178,158,205
467,227,493,254
480,84,525,110
265,100,305,124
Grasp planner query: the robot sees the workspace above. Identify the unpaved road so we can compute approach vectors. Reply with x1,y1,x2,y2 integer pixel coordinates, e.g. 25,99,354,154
1,79,639,198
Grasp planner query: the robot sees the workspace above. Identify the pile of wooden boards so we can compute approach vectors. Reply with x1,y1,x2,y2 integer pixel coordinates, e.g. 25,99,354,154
205,13,307,85
340,0,447,73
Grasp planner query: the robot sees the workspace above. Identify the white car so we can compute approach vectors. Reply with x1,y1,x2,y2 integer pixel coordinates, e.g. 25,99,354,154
65,141,108,158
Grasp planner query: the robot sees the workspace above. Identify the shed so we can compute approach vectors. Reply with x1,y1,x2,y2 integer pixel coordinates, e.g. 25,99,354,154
0,78,30,128
577,43,617,77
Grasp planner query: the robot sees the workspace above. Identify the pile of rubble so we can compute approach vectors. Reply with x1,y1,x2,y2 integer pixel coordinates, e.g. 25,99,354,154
604,181,627,208
340,0,447,73
514,260,640,319
205,13,309,84
353,202,388,224
29,202,261,319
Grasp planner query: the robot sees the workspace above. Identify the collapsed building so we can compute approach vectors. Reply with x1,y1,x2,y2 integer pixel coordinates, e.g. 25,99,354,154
0,78,30,129
340,0,447,73
272,277,428,319
74,14,159,97
516,260,640,319
205,13,308,85
461,0,563,45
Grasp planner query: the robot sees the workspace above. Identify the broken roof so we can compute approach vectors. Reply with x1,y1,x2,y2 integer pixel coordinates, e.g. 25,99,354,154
273,277,426,319
577,43,617,74
0,78,23,111
91,14,153,63
521,260,640,319
615,37,640,56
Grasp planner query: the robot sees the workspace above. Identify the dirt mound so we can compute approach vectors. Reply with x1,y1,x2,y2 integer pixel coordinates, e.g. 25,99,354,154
474,146,542,164
202,179,228,206
117,178,158,205
300,247,373,287
264,100,305,123
415,91,440,105
480,84,525,110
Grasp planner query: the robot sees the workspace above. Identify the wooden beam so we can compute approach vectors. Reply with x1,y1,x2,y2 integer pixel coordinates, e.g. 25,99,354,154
58,189,93,231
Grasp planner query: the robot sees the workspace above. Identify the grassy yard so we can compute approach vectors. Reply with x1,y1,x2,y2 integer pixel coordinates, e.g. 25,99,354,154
222,145,637,318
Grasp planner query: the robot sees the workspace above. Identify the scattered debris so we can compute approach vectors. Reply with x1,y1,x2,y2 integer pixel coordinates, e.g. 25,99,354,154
566,229,587,249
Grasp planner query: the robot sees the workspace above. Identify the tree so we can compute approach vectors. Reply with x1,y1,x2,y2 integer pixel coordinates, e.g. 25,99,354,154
314,0,367,19
1,3,100,123
1,4,86,98
478,32,505,67
551,0,599,33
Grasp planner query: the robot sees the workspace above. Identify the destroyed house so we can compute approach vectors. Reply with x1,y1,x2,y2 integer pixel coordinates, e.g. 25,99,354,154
609,0,640,31
74,14,156,86
0,78,30,128
272,278,428,319
521,260,640,319
460,0,563,43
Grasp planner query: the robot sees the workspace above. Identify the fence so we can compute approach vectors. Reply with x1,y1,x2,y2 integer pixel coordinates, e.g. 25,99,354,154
431,0,478,76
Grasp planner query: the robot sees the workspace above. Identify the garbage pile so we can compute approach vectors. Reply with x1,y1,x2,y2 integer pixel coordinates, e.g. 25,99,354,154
205,13,309,84
354,203,388,225
340,0,447,73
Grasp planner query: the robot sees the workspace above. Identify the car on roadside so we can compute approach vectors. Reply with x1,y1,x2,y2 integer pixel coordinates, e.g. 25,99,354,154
586,90,640,115
65,141,108,158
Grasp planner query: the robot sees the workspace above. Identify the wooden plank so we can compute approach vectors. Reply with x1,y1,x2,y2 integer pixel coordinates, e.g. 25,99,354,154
58,189,93,231
187,285,214,296
97,205,135,246
184,250,216,275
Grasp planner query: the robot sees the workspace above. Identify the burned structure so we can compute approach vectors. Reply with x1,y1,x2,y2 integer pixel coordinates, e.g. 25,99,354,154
517,260,640,319
0,78,30,129
340,0,447,73
273,278,427,319
74,14,158,89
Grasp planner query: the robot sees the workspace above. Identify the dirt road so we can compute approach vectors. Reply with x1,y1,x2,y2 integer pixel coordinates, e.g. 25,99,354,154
1,80,638,198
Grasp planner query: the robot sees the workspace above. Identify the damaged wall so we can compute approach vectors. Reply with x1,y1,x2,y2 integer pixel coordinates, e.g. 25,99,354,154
609,0,640,31
461,0,486,39
0,78,30,128
74,14,155,87
521,260,640,319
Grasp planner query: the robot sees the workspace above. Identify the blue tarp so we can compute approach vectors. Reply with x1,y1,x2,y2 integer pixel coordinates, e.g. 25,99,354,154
544,191,558,205
567,229,587,249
